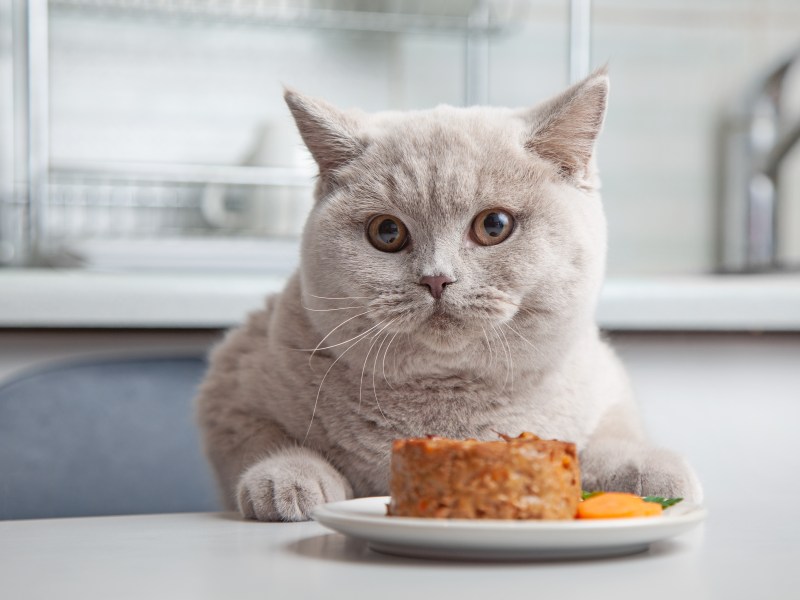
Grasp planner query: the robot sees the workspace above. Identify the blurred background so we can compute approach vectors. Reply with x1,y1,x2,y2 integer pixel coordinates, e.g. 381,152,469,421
2,0,799,274
1,1,799,522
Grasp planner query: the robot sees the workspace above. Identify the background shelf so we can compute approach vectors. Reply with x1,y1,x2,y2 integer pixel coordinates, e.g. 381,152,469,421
4,0,529,266
49,0,521,34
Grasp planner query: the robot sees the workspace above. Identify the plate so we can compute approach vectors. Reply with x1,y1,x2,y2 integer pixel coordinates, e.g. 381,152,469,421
312,496,707,560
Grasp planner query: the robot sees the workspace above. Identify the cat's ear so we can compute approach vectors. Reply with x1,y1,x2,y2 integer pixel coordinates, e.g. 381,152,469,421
522,68,609,181
283,88,365,176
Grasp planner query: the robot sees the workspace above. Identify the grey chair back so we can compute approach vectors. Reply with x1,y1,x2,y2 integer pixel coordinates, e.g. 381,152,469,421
0,356,220,520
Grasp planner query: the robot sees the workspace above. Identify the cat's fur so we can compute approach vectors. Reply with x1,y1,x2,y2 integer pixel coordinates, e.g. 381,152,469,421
196,70,702,521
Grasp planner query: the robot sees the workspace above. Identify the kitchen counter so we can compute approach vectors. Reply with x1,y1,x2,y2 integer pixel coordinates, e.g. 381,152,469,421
2,269,800,331
0,500,792,600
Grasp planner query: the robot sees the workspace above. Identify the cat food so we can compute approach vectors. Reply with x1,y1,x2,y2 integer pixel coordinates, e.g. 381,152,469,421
387,432,581,519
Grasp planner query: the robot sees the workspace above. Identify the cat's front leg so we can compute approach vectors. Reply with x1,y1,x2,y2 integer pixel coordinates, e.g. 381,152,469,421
579,402,703,503
580,437,703,503
236,447,353,522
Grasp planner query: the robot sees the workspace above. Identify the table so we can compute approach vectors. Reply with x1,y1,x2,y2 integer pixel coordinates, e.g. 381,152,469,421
0,503,796,600
4,332,800,599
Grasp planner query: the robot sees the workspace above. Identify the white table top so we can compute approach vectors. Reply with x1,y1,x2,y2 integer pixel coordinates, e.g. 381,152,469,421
0,504,794,600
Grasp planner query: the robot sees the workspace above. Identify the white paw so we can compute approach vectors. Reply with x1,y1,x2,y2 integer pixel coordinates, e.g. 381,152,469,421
236,448,353,522
581,442,703,503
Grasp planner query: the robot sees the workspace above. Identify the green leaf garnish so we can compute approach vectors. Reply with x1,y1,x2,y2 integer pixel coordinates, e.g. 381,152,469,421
581,491,684,508
642,496,683,508
581,490,604,501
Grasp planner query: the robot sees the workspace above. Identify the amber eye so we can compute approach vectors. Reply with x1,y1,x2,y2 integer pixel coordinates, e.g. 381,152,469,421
472,209,514,246
367,214,409,252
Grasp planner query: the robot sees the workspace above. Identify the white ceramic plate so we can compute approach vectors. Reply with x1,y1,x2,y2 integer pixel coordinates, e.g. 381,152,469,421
313,496,707,560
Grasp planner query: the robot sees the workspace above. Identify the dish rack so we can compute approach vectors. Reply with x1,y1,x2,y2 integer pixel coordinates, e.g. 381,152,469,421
2,0,589,270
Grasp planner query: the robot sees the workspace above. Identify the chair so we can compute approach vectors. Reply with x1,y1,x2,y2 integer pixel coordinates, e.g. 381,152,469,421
0,356,220,520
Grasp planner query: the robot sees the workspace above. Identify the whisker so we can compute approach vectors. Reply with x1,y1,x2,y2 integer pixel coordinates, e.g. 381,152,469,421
514,304,555,320
304,320,387,371
504,322,540,353
305,293,372,300
302,305,366,312
300,308,376,364
479,324,495,371
303,317,383,355
381,330,401,390
478,295,551,322
506,322,548,374
391,332,405,376
499,325,515,395
303,322,377,445
491,324,511,395
359,319,395,412
372,326,395,425
444,323,492,387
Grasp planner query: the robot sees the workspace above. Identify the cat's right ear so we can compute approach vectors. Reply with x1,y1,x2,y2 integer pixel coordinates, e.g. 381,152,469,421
283,88,365,178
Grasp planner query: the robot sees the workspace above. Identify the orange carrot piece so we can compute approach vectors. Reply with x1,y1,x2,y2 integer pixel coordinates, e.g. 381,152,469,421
577,492,664,519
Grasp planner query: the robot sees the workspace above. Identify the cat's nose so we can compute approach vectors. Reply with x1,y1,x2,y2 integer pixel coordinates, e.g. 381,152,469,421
419,275,454,300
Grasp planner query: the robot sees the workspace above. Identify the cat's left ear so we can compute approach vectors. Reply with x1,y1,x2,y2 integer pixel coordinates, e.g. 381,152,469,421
521,67,609,182
283,88,365,179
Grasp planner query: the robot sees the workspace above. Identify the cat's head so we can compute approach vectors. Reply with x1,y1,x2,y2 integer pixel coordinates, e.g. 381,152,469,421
288,71,609,356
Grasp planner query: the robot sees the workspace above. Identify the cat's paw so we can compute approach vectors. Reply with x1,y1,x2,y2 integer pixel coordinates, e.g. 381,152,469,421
581,441,703,503
236,448,353,522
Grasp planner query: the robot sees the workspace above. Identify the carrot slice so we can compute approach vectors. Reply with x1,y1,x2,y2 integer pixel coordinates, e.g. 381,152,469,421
577,492,664,519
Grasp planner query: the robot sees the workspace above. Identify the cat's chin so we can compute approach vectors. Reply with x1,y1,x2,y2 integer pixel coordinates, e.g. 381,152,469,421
410,310,487,353
417,331,472,353
427,309,461,330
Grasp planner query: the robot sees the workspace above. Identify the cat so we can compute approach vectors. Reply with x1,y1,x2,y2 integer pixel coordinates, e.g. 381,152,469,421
195,68,702,521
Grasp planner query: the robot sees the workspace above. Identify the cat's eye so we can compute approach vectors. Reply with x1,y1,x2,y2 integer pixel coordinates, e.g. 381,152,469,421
367,214,409,252
471,209,514,246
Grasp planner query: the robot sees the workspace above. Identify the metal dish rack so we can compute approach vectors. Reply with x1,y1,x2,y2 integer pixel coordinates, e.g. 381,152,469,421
2,0,590,269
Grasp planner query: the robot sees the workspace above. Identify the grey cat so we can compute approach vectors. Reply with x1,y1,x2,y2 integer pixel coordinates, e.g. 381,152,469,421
196,69,702,521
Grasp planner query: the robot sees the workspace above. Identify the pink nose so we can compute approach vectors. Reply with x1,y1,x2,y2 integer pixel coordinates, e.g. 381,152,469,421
419,275,454,300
